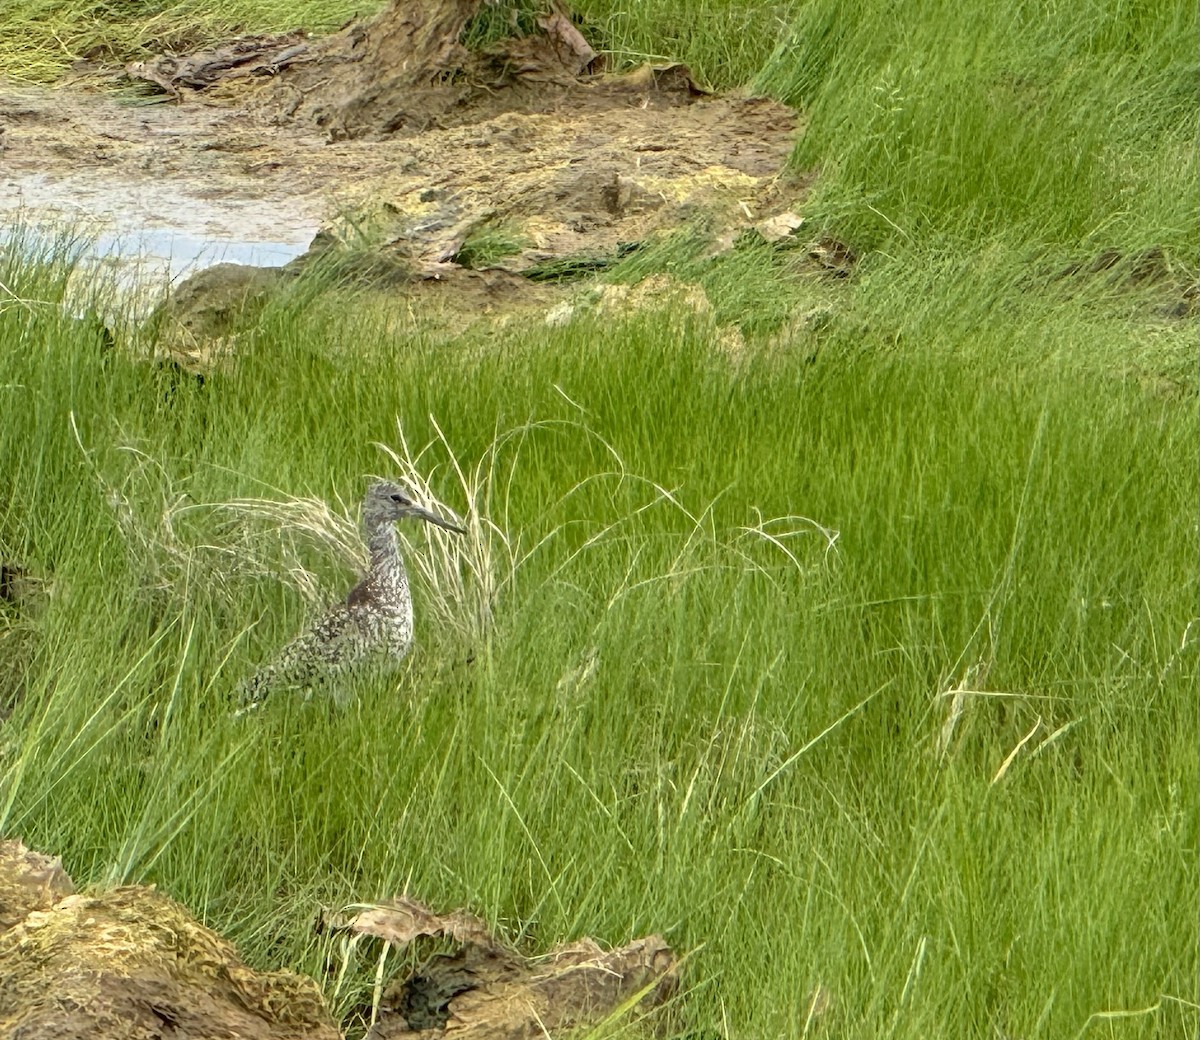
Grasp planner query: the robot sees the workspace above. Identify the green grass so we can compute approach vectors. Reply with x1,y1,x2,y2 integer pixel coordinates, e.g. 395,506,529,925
0,228,1195,1037
755,0,1198,256
0,0,1197,1036
453,222,529,270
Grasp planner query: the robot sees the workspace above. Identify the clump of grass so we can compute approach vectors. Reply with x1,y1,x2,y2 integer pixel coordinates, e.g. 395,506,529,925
452,224,528,271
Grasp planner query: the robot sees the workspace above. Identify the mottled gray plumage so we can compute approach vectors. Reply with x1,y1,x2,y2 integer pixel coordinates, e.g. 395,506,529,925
241,480,464,709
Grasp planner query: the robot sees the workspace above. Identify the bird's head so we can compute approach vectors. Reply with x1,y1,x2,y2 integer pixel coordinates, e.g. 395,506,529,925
363,480,465,534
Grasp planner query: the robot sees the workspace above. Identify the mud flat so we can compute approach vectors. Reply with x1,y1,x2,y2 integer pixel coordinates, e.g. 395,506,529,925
1,83,326,293
0,0,809,316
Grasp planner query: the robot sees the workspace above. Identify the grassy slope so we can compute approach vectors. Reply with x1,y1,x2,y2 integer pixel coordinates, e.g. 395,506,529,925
0,1,1197,1038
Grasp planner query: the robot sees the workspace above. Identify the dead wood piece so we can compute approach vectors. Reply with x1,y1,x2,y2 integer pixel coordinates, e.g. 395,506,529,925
329,896,497,949
538,5,600,75
126,32,311,95
334,900,677,1040
368,934,678,1039
601,62,711,97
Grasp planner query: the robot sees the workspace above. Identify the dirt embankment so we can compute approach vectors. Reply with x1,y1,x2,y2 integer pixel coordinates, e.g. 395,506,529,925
0,840,337,1039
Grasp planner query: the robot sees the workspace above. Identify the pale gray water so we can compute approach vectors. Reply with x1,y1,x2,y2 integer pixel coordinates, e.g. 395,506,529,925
0,170,319,303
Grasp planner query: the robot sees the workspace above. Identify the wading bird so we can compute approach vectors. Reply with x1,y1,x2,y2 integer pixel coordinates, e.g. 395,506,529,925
241,480,464,710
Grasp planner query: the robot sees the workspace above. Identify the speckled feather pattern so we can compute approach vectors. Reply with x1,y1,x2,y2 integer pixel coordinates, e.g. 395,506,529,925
241,482,433,708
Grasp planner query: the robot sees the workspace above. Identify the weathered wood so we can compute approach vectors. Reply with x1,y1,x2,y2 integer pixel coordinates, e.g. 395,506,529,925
324,899,678,1039
126,32,312,95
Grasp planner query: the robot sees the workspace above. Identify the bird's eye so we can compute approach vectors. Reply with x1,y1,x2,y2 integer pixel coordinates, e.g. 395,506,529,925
390,494,405,503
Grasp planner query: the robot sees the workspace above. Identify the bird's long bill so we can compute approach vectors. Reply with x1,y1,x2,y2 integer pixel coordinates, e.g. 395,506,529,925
414,506,466,535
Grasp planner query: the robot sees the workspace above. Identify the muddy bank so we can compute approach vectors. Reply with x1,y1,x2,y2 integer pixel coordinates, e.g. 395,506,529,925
0,83,339,286
1,0,810,328
122,0,807,280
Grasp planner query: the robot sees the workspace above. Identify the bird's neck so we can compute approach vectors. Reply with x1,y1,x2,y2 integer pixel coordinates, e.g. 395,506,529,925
365,519,409,595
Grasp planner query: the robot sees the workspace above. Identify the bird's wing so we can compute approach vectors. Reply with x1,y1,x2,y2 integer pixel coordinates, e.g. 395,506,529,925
241,603,369,706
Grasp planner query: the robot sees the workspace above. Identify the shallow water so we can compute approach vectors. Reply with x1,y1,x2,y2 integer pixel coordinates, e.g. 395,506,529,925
0,169,318,301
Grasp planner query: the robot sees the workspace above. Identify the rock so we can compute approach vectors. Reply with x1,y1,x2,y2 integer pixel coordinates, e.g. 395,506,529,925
756,211,805,242
152,262,287,369
0,841,74,934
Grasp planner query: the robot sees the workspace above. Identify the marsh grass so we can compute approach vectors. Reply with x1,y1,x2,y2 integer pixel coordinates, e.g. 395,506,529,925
755,0,1197,255
0,232,1195,1036
0,0,362,81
